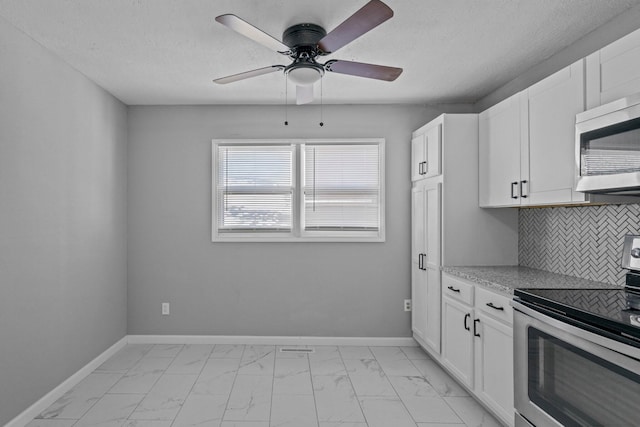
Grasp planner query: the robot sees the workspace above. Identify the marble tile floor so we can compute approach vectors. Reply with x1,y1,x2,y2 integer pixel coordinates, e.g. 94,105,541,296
26,343,503,427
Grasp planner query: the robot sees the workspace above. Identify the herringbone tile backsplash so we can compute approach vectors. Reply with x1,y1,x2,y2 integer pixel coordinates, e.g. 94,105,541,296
519,204,640,286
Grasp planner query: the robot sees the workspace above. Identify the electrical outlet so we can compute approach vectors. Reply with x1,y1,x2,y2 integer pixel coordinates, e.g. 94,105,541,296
162,303,170,315
404,299,412,312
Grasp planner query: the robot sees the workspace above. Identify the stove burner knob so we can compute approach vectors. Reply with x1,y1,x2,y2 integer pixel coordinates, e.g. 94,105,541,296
632,248,640,258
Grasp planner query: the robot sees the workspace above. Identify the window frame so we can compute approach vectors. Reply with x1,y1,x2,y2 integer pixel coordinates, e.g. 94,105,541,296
212,138,385,243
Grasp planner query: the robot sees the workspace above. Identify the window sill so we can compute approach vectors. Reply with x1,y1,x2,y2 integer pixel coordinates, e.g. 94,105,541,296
212,234,385,243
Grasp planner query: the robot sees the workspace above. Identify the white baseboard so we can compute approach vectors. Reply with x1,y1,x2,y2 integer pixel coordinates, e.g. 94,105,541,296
6,336,128,427
7,334,415,427
127,335,417,347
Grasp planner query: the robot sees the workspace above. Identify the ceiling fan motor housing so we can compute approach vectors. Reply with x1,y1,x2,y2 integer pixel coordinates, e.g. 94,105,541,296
283,23,327,51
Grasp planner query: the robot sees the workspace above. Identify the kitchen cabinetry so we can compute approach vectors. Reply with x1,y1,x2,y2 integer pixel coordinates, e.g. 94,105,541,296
586,27,640,109
411,115,518,355
479,60,586,207
478,92,524,207
411,123,441,181
441,273,514,427
526,60,586,205
411,179,441,352
441,275,474,387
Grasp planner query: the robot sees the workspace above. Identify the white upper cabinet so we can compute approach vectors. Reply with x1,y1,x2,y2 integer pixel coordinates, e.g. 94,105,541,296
479,60,587,207
525,60,586,205
479,92,525,207
586,27,640,109
411,123,441,181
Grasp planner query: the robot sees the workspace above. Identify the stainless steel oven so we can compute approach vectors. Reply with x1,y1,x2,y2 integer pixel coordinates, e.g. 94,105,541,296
513,299,640,427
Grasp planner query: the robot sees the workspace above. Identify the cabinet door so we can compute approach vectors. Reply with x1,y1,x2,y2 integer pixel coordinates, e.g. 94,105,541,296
423,180,441,352
424,180,441,269
586,28,640,108
411,185,427,340
411,134,426,181
424,124,442,178
441,296,473,388
474,312,514,425
479,93,523,207
525,60,586,205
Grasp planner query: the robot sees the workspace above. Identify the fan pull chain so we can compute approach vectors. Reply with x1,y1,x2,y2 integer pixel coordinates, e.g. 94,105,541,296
284,74,289,126
319,77,324,127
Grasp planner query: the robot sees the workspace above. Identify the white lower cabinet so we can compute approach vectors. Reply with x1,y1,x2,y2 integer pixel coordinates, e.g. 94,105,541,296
442,295,474,387
474,310,514,424
441,273,514,427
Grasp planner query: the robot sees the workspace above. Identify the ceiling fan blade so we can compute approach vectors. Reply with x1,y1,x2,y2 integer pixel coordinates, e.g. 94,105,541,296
215,14,291,54
325,60,402,81
317,0,393,54
213,65,285,84
296,85,314,105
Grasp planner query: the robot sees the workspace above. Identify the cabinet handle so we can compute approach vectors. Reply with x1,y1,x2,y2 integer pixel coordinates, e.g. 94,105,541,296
420,253,427,271
418,162,423,175
418,253,422,270
520,180,528,198
464,313,470,331
511,181,519,199
447,285,461,293
486,302,505,311
474,319,481,337
422,161,428,175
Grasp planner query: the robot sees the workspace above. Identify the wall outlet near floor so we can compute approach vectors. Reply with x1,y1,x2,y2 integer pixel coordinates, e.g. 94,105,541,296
404,299,412,312
162,302,170,315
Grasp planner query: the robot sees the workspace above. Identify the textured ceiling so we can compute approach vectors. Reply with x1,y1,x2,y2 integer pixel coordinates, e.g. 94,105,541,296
1,0,639,105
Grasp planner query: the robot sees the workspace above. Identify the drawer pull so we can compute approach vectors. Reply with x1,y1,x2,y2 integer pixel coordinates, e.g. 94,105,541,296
447,285,461,293
486,302,504,311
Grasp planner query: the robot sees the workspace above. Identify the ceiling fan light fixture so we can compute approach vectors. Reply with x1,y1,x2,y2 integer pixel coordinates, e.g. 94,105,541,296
287,66,323,86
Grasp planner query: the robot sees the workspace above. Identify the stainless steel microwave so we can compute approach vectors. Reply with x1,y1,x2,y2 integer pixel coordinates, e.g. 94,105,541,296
575,92,640,195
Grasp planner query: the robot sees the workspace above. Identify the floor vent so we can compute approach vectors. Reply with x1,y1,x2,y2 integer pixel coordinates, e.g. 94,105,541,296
279,347,315,353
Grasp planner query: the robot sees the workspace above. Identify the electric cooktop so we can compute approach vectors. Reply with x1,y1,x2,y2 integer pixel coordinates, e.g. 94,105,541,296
514,286,640,342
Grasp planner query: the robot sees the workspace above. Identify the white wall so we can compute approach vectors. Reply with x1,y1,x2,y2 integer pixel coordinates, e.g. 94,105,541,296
0,17,128,425
126,104,473,337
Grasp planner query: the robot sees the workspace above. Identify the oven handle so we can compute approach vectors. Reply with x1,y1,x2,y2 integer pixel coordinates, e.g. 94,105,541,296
513,300,640,358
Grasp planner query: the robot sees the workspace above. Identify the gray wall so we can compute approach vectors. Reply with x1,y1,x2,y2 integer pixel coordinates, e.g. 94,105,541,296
0,17,128,425
127,104,473,337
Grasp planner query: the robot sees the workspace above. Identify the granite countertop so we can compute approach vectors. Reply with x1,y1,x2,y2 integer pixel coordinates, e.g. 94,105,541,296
442,265,622,296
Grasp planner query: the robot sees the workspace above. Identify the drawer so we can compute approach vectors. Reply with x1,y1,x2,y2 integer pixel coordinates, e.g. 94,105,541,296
475,286,513,324
442,274,474,305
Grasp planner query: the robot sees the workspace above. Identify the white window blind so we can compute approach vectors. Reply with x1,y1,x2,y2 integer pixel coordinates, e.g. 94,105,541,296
217,144,294,232
302,143,380,232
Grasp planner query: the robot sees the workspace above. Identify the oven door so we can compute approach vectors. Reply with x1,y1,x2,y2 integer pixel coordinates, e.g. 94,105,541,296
514,301,640,427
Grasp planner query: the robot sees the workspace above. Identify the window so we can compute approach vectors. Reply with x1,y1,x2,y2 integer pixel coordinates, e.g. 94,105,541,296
212,139,385,242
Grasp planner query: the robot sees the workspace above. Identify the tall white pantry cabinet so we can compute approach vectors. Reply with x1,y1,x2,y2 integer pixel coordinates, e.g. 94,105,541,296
410,114,518,354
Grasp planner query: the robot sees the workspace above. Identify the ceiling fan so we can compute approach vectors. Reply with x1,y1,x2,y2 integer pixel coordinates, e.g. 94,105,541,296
213,0,403,105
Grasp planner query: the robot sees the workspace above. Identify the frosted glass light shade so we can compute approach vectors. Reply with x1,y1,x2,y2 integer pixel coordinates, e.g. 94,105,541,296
288,67,322,86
